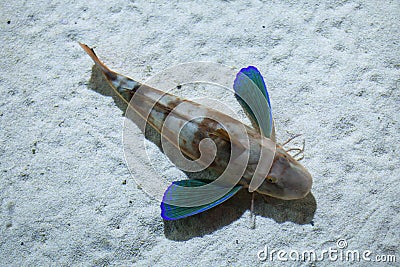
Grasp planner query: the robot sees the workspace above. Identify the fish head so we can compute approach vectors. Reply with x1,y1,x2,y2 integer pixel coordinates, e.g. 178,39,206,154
255,145,312,200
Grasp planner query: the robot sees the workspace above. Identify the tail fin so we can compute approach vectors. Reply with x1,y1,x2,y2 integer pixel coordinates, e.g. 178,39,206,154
79,42,140,103
79,43,117,79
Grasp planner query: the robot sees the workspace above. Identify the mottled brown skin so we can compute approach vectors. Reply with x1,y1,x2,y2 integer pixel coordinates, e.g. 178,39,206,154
80,43,313,200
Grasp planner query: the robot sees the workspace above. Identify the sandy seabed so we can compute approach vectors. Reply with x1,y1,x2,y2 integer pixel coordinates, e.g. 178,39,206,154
1,0,399,266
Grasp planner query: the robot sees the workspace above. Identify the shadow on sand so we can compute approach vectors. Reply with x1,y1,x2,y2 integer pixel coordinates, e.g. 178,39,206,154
87,65,317,241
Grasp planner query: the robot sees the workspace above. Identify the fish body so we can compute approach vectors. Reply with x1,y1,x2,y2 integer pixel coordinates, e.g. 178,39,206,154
80,43,312,220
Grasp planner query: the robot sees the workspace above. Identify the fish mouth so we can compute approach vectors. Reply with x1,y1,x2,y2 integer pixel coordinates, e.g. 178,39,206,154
255,183,285,199
256,187,310,200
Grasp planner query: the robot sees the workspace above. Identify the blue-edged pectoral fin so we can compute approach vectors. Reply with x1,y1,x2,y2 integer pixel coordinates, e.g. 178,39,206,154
161,179,243,220
233,66,275,141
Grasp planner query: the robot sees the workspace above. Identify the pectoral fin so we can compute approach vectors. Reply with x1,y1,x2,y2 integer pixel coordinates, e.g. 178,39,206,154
233,66,275,140
161,179,243,220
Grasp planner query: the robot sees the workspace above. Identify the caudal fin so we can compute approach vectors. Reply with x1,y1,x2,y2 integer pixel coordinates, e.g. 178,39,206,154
79,43,140,103
79,43,117,79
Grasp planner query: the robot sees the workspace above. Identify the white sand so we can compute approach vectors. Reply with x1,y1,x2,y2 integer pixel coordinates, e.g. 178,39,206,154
1,0,399,266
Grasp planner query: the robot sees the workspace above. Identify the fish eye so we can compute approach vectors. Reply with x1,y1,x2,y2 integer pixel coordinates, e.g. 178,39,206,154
267,176,277,183
279,156,287,163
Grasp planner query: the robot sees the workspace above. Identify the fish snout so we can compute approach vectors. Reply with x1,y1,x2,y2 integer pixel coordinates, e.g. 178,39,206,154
280,162,312,199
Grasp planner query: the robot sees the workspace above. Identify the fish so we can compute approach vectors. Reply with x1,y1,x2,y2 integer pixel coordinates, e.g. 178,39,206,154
79,43,312,220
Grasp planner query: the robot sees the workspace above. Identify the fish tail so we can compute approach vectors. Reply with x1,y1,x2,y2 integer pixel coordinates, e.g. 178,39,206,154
79,42,140,103
79,42,115,76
